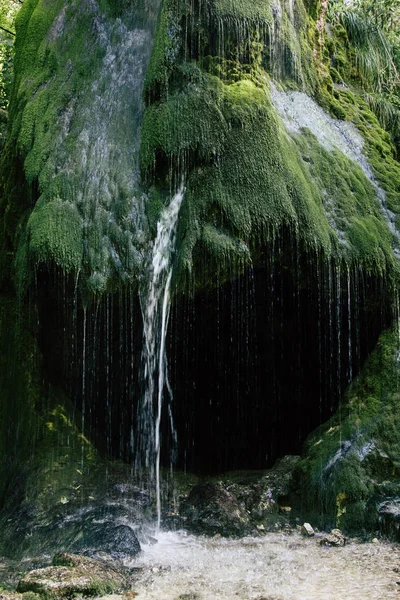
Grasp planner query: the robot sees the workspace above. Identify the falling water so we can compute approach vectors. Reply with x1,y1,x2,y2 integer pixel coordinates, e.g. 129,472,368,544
139,182,185,531
347,266,353,382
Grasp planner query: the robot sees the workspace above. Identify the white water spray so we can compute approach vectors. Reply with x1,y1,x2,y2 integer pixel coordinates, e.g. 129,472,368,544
140,182,185,532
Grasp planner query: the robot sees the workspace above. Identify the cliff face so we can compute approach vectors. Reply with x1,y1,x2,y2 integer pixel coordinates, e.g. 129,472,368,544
0,0,400,545
3,0,400,291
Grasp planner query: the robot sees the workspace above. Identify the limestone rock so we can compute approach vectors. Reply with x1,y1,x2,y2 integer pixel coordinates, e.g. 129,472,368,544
301,522,315,537
17,553,128,597
181,482,250,536
319,529,345,547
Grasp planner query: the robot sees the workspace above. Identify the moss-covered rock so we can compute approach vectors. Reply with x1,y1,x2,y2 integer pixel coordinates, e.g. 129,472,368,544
2,0,161,296
141,0,400,291
297,326,400,535
17,554,128,598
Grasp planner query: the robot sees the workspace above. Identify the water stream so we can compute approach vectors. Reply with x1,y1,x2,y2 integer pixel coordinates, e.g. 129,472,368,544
139,183,185,531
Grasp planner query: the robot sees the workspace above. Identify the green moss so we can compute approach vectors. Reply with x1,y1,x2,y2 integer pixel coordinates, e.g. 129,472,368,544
291,128,397,274
144,2,181,102
141,72,227,174
347,216,394,271
298,326,400,533
165,78,337,288
143,50,397,287
141,0,400,290
27,198,83,272
212,0,274,22
2,0,160,296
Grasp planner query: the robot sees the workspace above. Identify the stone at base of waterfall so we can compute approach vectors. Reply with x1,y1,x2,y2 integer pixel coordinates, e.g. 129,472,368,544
17,553,129,598
75,522,141,556
378,499,400,541
301,522,315,537
181,482,251,536
319,529,345,547
177,456,301,536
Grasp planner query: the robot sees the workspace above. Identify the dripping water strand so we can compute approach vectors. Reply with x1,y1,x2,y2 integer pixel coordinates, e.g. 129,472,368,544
139,181,185,533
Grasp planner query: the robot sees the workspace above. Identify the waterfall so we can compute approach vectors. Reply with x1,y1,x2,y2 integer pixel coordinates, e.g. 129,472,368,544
139,183,185,531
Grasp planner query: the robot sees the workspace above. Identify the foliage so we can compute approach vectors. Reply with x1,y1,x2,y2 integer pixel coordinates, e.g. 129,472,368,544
327,0,400,153
0,0,21,146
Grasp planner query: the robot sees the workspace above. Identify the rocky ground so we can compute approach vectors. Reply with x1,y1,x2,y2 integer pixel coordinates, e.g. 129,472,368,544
1,531,399,600
1,456,400,599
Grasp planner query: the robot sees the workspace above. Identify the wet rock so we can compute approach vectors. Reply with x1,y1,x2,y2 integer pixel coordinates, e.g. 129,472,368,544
228,456,300,524
301,522,315,537
181,482,250,536
74,522,141,556
177,456,301,536
17,553,128,598
378,499,400,541
319,529,345,547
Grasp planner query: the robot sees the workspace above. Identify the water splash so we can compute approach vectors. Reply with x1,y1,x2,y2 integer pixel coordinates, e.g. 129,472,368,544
139,183,185,531
129,530,400,599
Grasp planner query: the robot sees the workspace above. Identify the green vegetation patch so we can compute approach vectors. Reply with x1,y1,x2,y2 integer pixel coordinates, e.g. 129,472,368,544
27,198,83,272
292,128,397,274
142,72,340,288
298,326,400,533
142,0,400,290
142,60,398,288
1,0,161,297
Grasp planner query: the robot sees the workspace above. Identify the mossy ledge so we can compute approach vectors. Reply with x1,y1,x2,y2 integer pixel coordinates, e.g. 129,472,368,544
141,0,400,292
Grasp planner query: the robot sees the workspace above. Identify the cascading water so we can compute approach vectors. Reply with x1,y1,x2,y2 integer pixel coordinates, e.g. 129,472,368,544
138,183,185,531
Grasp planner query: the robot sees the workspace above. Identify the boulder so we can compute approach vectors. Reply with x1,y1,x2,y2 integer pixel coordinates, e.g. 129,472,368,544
17,553,128,598
181,482,250,536
319,529,345,547
73,522,141,556
177,456,301,535
301,522,315,537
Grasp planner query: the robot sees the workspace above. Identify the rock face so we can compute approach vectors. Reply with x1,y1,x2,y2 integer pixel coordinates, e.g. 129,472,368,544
0,0,399,551
17,553,128,598
180,456,301,536
298,328,400,536
378,500,400,541
181,482,251,536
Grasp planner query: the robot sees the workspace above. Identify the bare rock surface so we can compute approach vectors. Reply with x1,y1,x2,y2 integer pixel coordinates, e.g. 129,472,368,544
301,522,315,536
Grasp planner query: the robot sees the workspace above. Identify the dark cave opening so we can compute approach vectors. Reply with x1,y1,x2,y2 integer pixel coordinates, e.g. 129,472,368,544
167,244,393,473
35,241,393,475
